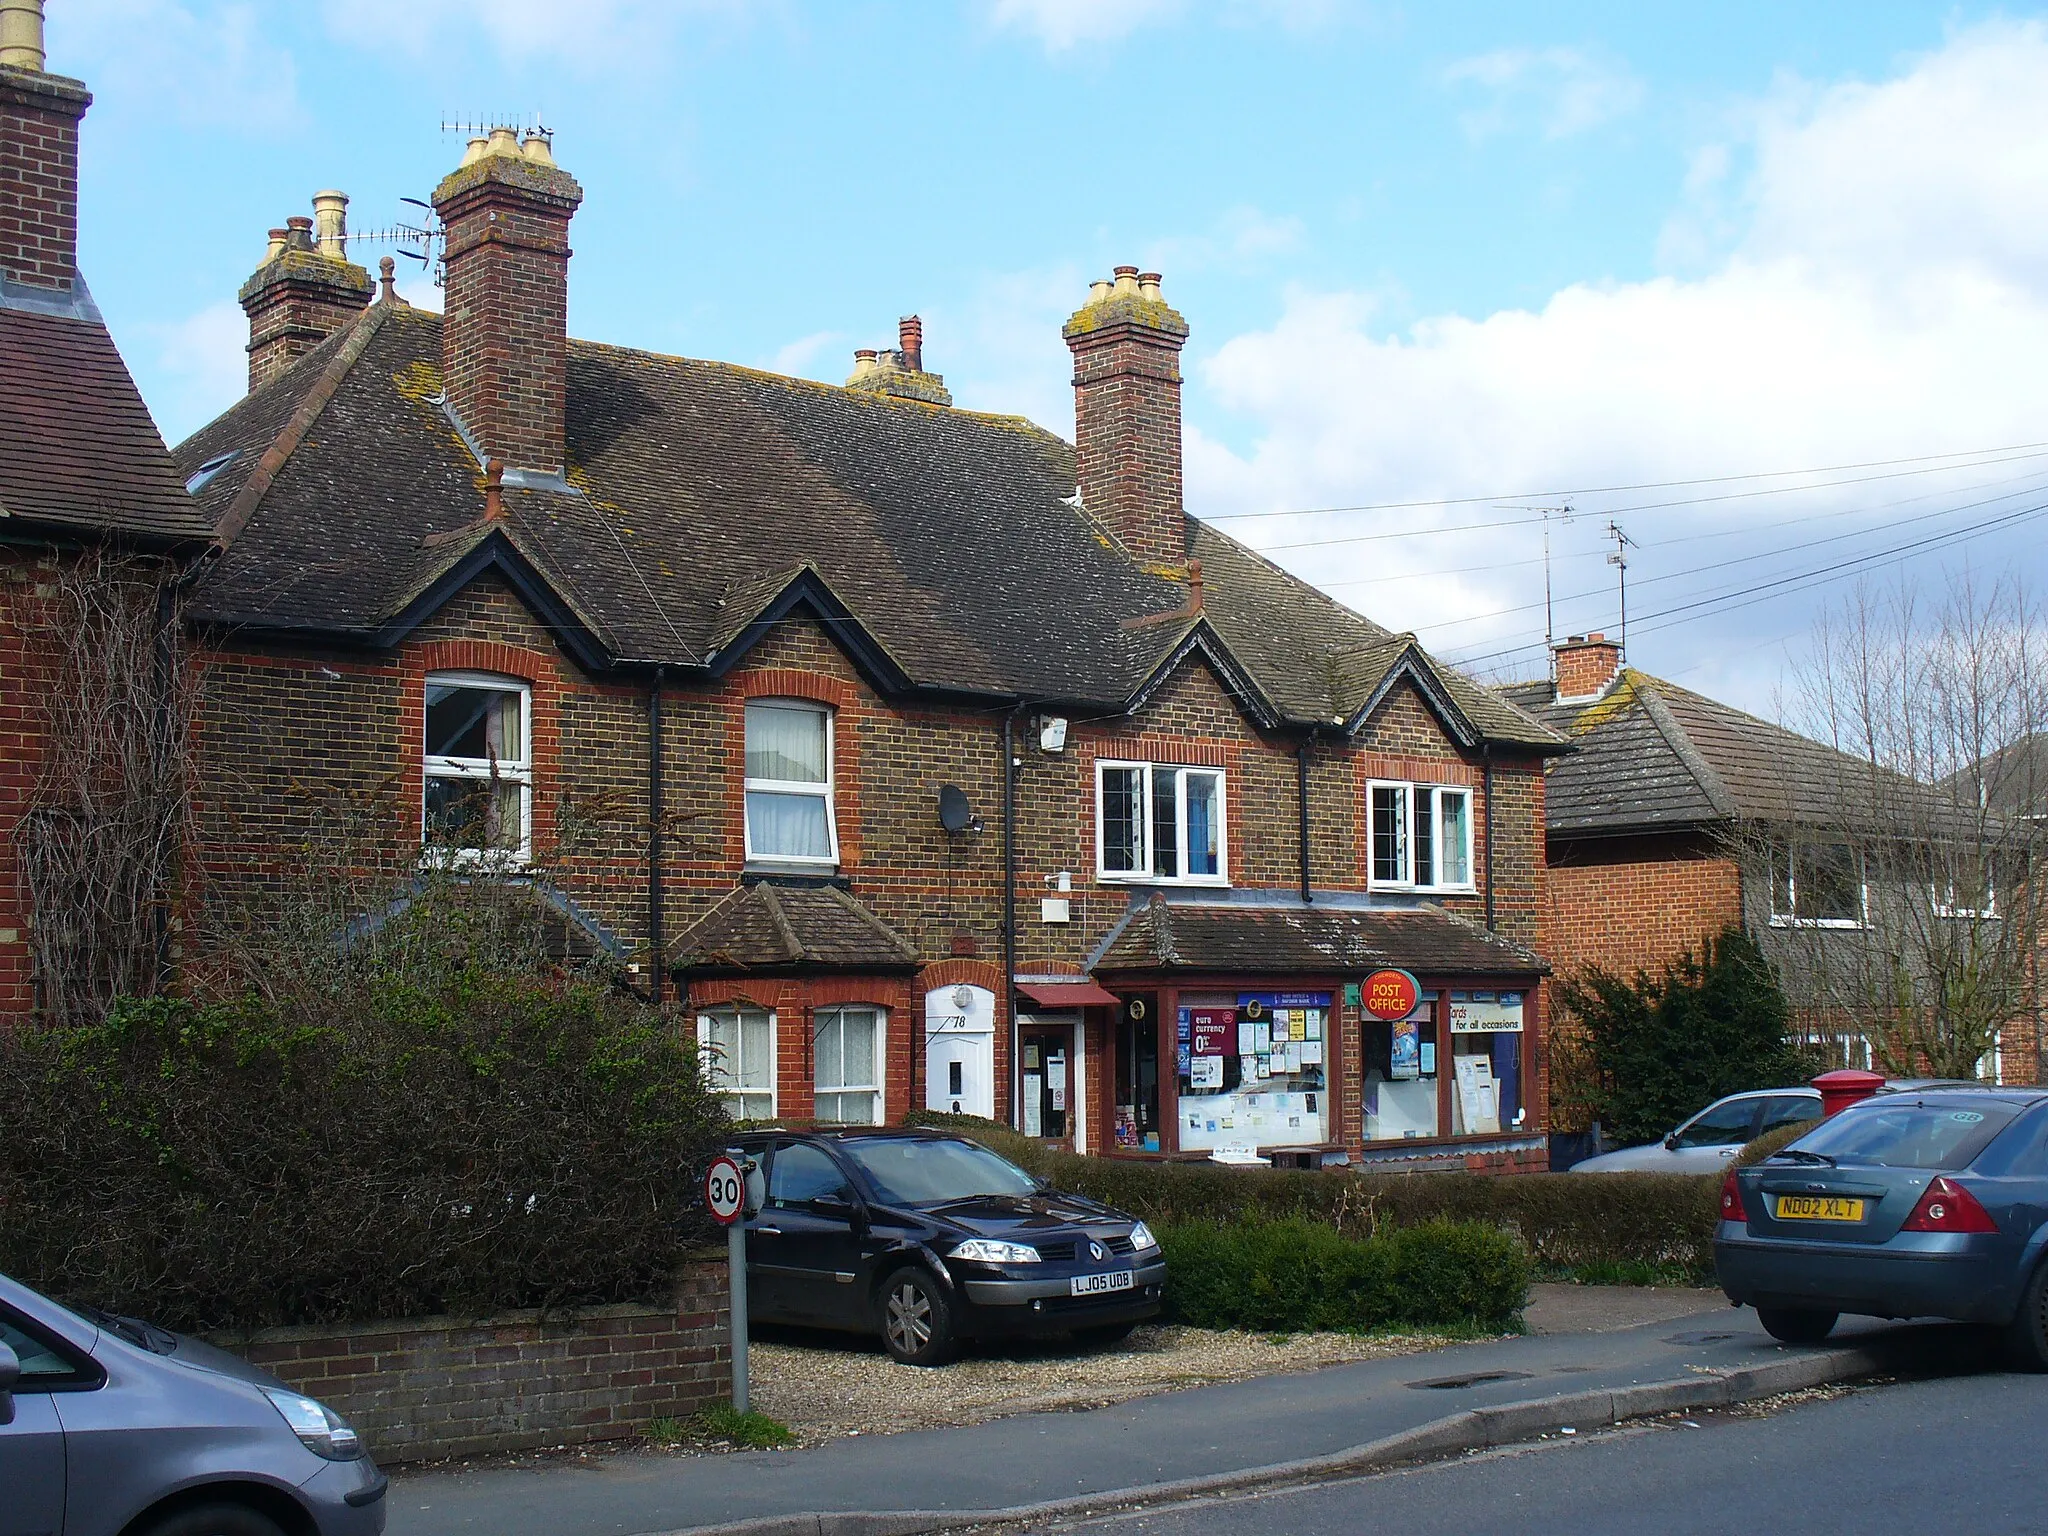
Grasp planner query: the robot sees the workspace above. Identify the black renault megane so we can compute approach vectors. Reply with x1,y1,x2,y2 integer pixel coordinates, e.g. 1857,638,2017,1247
727,1130,1166,1365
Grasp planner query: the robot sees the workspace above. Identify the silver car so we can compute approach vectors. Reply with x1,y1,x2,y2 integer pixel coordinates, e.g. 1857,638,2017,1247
0,1271,385,1536
1569,1088,1824,1174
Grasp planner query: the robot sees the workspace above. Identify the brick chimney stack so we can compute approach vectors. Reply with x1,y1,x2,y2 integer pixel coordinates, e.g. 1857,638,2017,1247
1062,267,1191,569
238,194,373,393
1554,632,1623,702
843,313,952,406
432,126,583,475
0,0,90,297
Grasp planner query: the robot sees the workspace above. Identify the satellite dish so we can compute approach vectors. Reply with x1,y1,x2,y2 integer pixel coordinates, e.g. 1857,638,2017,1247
938,784,975,833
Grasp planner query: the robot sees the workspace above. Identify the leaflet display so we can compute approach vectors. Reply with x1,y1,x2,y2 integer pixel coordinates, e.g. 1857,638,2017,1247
1177,992,1331,1151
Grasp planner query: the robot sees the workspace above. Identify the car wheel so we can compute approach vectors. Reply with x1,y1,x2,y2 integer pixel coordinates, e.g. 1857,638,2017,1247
878,1265,958,1366
135,1505,288,1536
1072,1322,1135,1348
1756,1307,1838,1344
2002,1257,2048,1372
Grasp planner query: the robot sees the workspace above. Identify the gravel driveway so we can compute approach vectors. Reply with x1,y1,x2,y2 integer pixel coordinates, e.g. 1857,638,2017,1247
747,1323,1464,1446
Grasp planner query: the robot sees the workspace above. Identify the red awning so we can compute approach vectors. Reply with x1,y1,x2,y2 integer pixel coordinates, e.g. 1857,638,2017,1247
1016,979,1121,1009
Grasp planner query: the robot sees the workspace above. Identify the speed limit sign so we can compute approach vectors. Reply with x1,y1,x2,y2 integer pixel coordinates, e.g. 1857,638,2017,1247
704,1154,746,1226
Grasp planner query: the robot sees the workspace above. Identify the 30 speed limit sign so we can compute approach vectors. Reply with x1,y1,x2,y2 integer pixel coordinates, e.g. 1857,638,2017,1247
704,1155,746,1226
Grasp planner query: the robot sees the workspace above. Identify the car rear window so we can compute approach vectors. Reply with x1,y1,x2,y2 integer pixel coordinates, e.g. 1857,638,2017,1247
1790,1099,2021,1170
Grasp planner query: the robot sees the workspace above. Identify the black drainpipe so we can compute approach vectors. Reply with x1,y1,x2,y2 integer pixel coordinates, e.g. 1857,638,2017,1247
647,665,666,1005
1296,737,1314,904
1002,702,1026,1129
1482,742,1496,932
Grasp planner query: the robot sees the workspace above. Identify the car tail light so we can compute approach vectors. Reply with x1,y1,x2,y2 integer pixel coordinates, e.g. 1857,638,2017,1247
1901,1176,1997,1233
1719,1169,1747,1224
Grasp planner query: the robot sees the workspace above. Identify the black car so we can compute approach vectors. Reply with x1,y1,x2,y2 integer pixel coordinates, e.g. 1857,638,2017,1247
729,1130,1166,1365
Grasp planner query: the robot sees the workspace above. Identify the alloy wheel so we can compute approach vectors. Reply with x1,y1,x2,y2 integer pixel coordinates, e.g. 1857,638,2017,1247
886,1278,933,1354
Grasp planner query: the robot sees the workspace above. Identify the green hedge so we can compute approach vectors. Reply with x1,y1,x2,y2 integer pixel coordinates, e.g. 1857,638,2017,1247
1160,1218,1529,1333
0,976,729,1333
910,1112,1719,1279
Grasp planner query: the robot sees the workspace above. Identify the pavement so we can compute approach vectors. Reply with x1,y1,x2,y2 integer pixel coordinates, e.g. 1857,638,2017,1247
385,1287,1976,1536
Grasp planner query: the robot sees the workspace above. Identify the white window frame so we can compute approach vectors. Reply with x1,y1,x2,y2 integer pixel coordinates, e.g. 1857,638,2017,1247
1768,843,1868,929
813,1005,886,1126
1367,781,1476,892
1093,759,1229,887
697,1006,777,1120
742,699,839,868
422,670,533,868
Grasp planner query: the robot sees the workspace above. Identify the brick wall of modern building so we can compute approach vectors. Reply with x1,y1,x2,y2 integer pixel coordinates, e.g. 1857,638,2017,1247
224,1259,729,1462
1542,831,1742,984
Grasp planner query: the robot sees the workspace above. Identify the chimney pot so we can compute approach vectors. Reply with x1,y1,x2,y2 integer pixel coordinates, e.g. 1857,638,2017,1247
1112,266,1141,297
311,190,349,261
284,216,315,252
264,227,288,262
1087,278,1113,303
460,134,488,166
898,314,924,372
521,132,554,166
1138,272,1164,301
0,0,45,72
486,125,521,157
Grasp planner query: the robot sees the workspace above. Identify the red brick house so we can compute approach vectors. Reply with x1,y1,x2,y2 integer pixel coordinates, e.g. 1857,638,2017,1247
0,20,214,1021
135,126,1570,1169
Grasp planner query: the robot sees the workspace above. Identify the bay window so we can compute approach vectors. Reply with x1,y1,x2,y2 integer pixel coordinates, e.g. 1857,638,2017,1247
1368,782,1474,891
1097,761,1227,884
745,700,837,866
698,1006,776,1120
814,1005,884,1124
423,672,531,862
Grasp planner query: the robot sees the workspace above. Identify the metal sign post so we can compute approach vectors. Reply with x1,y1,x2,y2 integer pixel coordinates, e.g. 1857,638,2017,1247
703,1152,750,1414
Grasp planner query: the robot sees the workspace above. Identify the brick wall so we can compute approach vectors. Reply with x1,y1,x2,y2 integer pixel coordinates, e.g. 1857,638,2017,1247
0,549,59,1019
0,64,88,293
1542,831,1741,982
227,1260,729,1463
1063,272,1190,568
239,246,372,392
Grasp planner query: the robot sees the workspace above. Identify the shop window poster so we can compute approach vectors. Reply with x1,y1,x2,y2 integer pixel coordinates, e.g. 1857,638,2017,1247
1391,1017,1420,1080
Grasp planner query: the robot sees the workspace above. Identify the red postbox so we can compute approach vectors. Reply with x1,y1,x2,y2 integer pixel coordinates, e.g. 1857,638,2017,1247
1812,1068,1886,1117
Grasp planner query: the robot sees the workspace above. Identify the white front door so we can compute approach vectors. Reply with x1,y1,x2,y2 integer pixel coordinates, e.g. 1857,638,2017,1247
925,984,996,1118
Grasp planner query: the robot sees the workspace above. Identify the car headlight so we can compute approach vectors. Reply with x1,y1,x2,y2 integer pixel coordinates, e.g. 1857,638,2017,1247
1128,1221,1159,1252
950,1238,1042,1264
262,1387,365,1460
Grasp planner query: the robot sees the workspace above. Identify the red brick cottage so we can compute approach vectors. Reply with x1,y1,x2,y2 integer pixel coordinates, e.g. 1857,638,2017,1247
0,32,214,1021
162,129,1570,1171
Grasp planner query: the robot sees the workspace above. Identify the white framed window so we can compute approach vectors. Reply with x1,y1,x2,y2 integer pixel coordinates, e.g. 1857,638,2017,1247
1368,782,1475,891
698,1006,776,1120
423,671,532,864
1932,851,1999,919
1770,843,1866,928
1096,761,1227,885
814,1005,885,1125
744,700,838,866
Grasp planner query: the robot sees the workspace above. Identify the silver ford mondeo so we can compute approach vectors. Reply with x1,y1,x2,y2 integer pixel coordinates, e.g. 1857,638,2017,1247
1716,1086,2048,1364
0,1270,386,1536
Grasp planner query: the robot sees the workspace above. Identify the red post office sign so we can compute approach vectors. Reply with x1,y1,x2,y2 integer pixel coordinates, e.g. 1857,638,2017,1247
1360,968,1422,1022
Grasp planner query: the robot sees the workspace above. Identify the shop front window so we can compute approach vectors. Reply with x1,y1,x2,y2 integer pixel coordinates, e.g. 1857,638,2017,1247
1020,1022,1075,1140
1175,992,1330,1153
1363,1001,1439,1142
1113,996,1161,1151
1448,990,1524,1135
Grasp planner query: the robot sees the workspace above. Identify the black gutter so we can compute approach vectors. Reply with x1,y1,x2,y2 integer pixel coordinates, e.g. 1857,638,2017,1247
1002,701,1027,1129
1296,737,1314,905
1482,743,1496,932
647,665,665,1006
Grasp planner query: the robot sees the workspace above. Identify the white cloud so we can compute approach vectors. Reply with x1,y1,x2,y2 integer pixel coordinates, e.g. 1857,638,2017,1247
1143,205,1306,277
985,0,1184,52
1193,20,2048,706
765,330,847,381
136,301,249,443
1442,45,1645,141
47,0,298,128
329,0,763,73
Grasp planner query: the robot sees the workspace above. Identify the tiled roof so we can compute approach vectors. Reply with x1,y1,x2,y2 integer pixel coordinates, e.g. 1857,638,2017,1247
669,882,921,974
1091,896,1546,976
0,286,212,546
175,301,1563,747
1503,669,1968,837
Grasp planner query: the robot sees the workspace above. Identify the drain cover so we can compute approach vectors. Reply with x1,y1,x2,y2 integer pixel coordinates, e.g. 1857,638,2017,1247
1663,1330,1742,1345
1406,1370,1535,1390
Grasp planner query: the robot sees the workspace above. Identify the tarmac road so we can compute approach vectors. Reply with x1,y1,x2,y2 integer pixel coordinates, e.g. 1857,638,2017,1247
1054,1369,2048,1536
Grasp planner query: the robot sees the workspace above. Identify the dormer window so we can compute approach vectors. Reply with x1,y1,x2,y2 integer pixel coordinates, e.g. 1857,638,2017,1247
1096,761,1227,885
423,672,531,863
744,700,838,866
1369,781,1474,892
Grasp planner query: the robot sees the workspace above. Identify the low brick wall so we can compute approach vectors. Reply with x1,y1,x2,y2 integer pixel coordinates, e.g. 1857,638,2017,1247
223,1258,729,1462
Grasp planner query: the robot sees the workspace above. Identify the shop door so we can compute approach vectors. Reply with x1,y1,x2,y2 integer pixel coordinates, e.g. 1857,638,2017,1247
1114,995,1161,1151
1019,1025,1073,1141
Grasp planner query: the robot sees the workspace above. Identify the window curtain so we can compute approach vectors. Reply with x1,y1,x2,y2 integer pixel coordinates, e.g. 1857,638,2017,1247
746,790,831,859
746,702,827,783
1186,772,1220,876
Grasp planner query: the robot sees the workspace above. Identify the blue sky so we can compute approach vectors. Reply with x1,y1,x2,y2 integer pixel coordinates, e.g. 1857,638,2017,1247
48,1,2048,715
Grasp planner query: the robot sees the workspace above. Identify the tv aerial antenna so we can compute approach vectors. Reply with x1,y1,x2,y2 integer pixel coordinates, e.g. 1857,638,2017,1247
1606,521,1637,656
351,197,443,286
1503,503,1575,682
